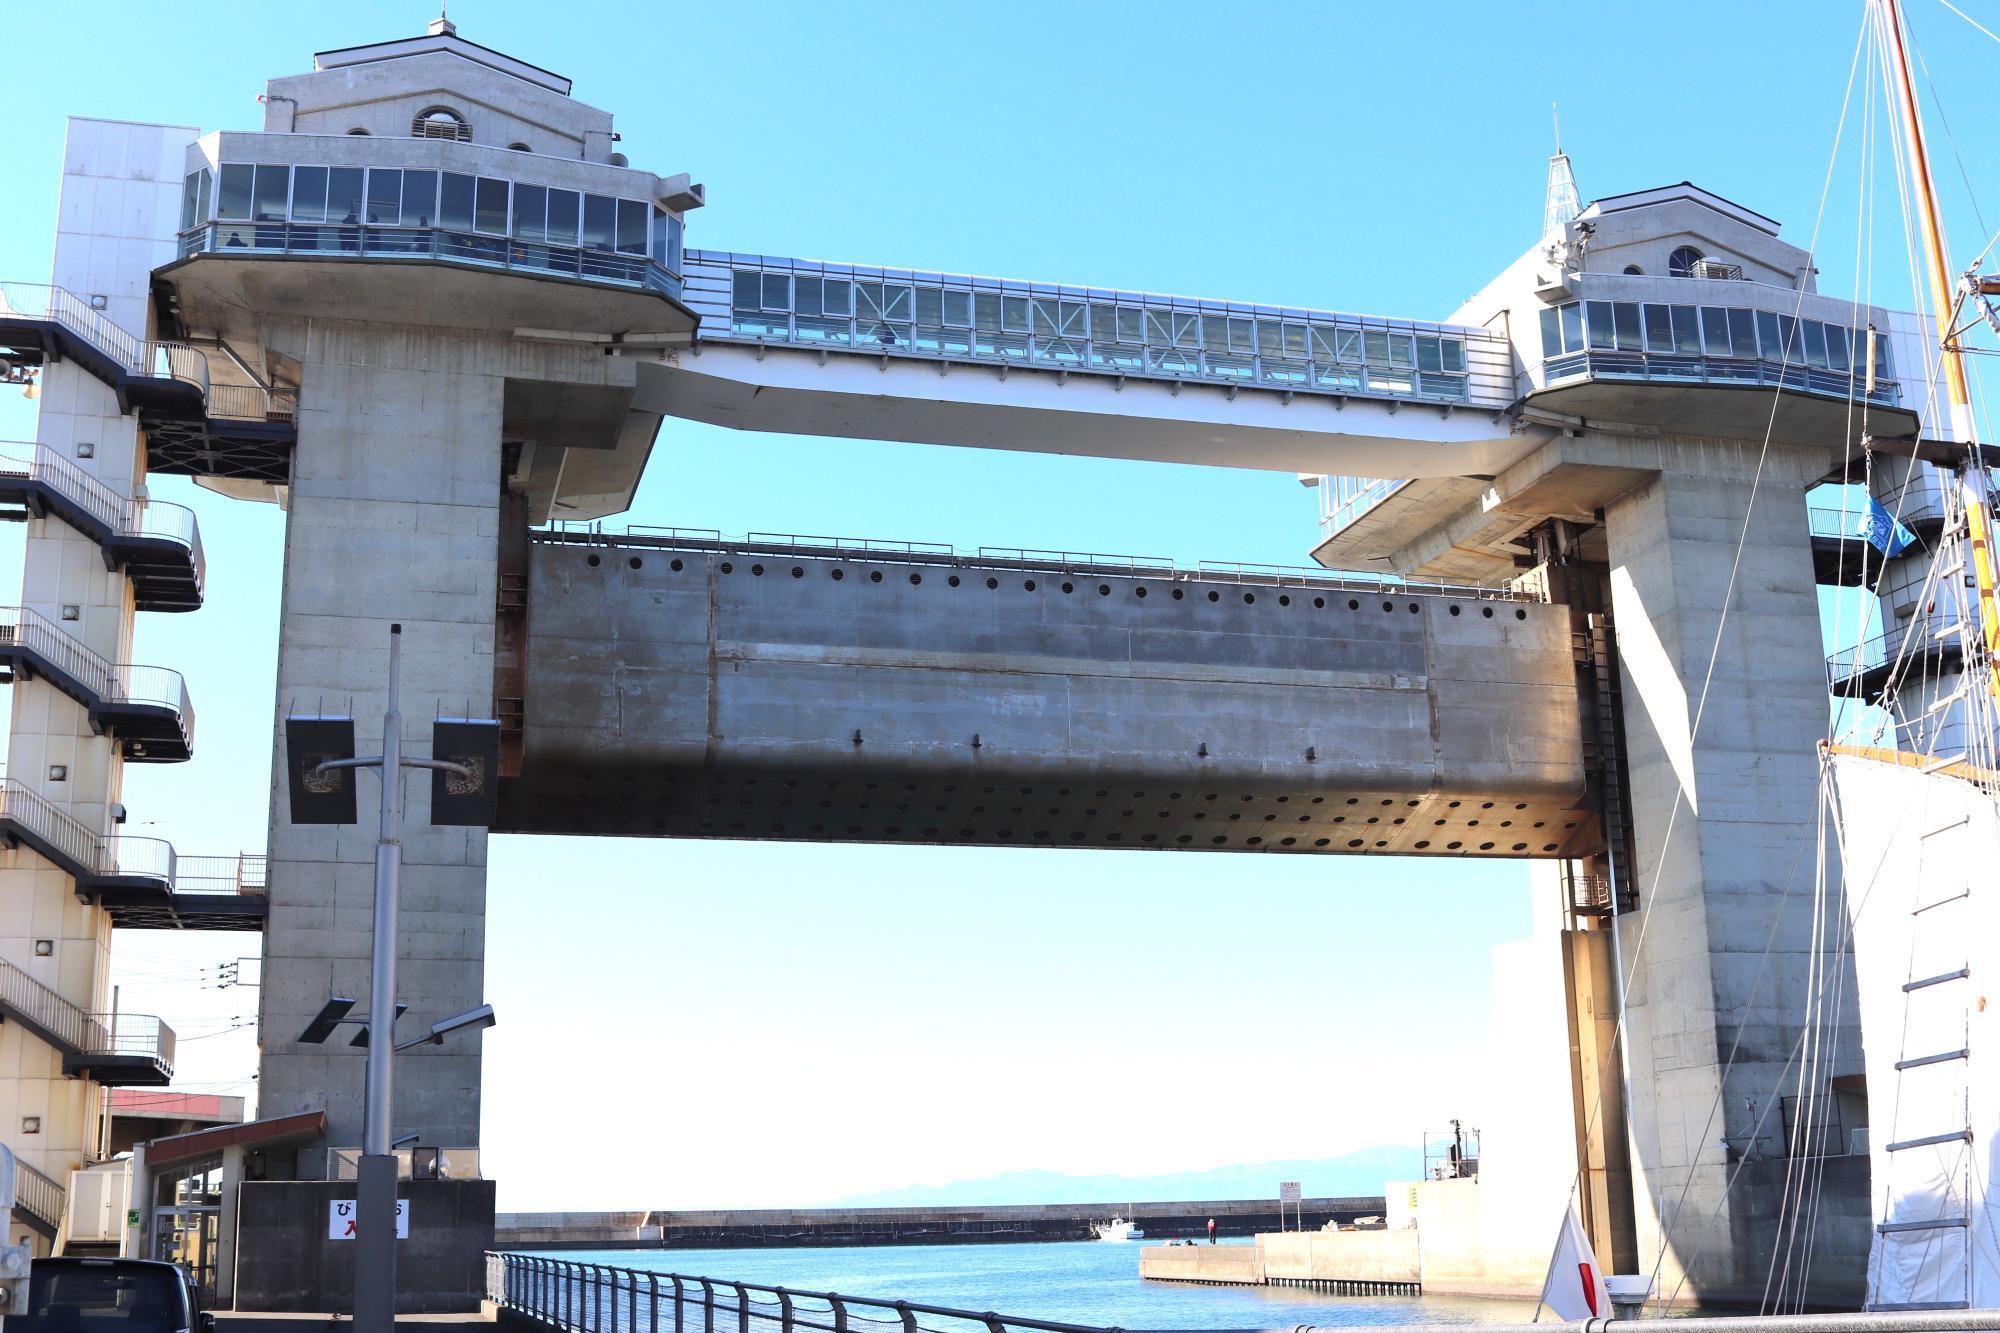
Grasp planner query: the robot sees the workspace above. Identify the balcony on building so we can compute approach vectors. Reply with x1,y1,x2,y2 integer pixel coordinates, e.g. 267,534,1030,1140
0,443,206,611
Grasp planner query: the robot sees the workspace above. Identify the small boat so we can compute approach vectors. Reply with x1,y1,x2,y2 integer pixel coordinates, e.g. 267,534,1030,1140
1094,1216,1145,1242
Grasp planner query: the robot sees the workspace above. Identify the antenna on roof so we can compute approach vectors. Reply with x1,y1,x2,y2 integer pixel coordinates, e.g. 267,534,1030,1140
1543,102,1582,236
429,1,456,37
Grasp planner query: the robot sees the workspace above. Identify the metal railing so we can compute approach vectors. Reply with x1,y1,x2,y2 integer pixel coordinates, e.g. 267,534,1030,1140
0,778,109,880
0,774,257,903
0,956,174,1070
1319,476,1411,537
173,853,267,896
534,524,1538,602
0,443,208,589
176,220,683,301
1826,621,1966,690
0,607,194,735
13,1159,66,1234
0,282,211,393
489,1255,1148,1333
685,250,1511,409
1540,348,1902,407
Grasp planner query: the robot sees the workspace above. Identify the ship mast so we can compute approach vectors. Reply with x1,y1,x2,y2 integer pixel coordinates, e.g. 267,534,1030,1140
1875,0,2000,722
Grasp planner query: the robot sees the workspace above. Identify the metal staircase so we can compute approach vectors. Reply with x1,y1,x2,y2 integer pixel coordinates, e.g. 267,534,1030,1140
0,956,174,1086
0,779,265,931
0,280,295,482
0,443,204,611
0,607,194,762
11,1158,67,1240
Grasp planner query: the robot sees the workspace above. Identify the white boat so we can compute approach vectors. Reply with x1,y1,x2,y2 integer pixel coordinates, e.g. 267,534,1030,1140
1094,1216,1145,1242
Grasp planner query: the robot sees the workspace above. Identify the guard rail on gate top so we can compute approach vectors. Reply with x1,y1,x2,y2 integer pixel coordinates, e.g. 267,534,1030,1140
532,525,1538,602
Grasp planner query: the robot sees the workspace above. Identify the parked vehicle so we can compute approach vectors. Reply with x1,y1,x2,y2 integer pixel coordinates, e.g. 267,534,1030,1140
13,1257,211,1333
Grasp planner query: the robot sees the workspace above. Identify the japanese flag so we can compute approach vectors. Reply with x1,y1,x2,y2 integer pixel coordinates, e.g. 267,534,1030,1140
1539,1204,1610,1322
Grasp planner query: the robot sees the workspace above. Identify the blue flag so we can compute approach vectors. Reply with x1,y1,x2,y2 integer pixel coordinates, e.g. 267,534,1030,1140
1855,498,1915,557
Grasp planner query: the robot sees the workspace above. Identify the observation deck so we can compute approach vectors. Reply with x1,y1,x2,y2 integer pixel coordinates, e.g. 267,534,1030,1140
0,779,264,930
0,443,205,611
0,282,296,482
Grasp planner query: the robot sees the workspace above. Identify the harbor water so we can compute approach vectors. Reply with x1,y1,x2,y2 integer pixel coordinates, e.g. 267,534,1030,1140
528,1240,1540,1328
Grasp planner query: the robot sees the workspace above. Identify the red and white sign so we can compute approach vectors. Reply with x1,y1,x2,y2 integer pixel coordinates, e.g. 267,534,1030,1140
328,1199,409,1240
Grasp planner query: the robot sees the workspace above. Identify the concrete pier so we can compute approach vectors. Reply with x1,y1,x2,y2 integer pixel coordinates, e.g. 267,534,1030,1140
1139,1230,1421,1295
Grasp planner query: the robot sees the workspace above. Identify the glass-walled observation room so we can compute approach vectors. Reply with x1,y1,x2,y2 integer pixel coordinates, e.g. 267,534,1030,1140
176,160,686,298
1536,296,1899,406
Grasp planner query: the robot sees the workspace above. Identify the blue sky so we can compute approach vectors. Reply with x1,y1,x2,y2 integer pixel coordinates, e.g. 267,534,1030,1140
2,0,1994,1210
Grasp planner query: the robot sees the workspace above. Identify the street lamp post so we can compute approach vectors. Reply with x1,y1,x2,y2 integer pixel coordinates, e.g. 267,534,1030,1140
292,624,494,1333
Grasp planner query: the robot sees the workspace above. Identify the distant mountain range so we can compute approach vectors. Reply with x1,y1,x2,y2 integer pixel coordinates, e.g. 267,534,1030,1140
825,1146,1422,1208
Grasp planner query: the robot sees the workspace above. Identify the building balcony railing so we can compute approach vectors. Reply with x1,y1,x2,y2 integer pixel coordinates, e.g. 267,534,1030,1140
0,442,206,610
1827,622,1967,700
0,607,194,761
1541,348,1901,407
685,250,1512,409
176,220,683,302
0,956,174,1085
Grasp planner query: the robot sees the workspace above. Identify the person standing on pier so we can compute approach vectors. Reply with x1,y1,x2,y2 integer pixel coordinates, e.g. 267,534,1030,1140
1207,1218,1216,1244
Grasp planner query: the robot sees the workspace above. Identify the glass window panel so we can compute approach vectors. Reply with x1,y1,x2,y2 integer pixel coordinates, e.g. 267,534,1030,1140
440,173,475,230
582,194,615,250
196,170,211,228
545,188,578,245
974,291,1001,331
616,199,648,256
915,287,943,325
1418,336,1443,373
667,215,683,274
1001,295,1029,333
513,183,547,242
1670,305,1700,354
733,271,761,310
252,164,289,221
1363,330,1391,363
1204,317,1232,353
401,170,437,227
290,166,328,222
822,279,852,317
1059,301,1086,336
1612,302,1642,351
1757,311,1782,362
795,276,823,317
1561,302,1584,353
1310,326,1339,361
1874,333,1893,378
180,172,202,231
1031,298,1059,336
1387,332,1416,367
1336,328,1363,362
1728,308,1757,357
1091,304,1120,341
1258,320,1287,356
366,169,401,225
1585,301,1614,350
218,165,254,220
882,286,912,320
1803,321,1829,369
650,207,669,265
761,273,790,311
1778,315,1800,362
943,290,971,327
328,167,364,224
1700,307,1731,356
1118,308,1143,343
474,177,508,234
1441,338,1464,372
1825,324,1849,372
1284,323,1307,358
1643,304,1675,352
1145,310,1174,344
1232,318,1259,353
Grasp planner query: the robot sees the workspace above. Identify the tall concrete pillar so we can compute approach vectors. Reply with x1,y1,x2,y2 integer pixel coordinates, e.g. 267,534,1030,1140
1599,434,1864,1305
255,324,503,1158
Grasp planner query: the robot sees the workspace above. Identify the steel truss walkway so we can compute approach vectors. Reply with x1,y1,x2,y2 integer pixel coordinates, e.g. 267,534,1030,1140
0,281,295,481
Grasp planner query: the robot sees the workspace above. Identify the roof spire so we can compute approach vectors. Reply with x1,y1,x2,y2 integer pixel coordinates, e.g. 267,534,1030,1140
428,1,456,37
1543,103,1582,236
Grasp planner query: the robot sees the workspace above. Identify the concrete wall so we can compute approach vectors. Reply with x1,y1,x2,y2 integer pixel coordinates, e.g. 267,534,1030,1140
1259,1228,1421,1284
504,540,1601,858
233,1178,494,1313
1138,1244,1265,1285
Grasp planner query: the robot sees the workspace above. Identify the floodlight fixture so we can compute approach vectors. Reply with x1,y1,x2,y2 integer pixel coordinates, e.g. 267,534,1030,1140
285,713,359,824
393,1003,496,1052
429,718,501,826
300,997,358,1045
